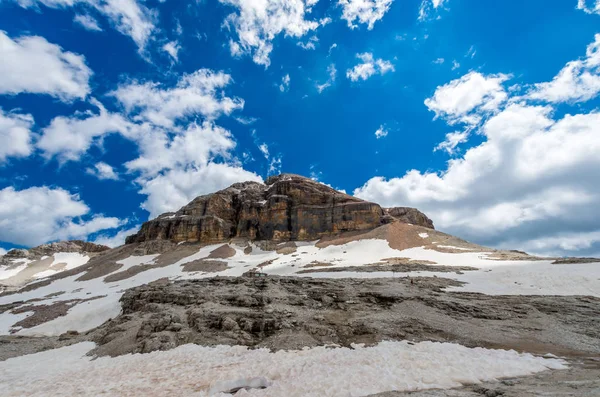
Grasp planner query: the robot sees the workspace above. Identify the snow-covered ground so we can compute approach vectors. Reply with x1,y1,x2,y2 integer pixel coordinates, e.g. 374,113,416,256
1,239,599,336
0,340,566,397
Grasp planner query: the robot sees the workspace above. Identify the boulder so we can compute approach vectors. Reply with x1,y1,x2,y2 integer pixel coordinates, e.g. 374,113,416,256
384,207,434,229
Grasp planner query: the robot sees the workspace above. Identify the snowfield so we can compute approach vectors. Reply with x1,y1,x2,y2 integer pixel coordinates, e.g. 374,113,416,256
1,239,599,336
0,340,566,397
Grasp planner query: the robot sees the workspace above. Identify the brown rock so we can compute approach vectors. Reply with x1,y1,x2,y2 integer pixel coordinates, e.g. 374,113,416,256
384,207,435,229
126,174,388,244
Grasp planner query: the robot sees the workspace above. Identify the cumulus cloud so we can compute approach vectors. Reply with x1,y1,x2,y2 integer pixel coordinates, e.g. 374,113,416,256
0,31,92,101
112,69,243,128
433,130,469,154
220,0,326,67
527,34,600,103
346,53,394,81
424,71,510,125
74,14,102,31
316,64,337,93
37,100,134,163
86,162,119,180
339,0,394,30
14,0,156,52
0,108,34,163
355,35,600,257
0,186,122,247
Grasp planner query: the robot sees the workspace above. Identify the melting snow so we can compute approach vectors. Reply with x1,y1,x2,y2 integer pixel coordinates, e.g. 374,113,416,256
0,341,565,397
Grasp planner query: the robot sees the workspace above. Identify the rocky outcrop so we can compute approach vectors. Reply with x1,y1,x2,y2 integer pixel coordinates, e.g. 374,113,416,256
384,207,434,229
126,174,435,245
2,241,110,262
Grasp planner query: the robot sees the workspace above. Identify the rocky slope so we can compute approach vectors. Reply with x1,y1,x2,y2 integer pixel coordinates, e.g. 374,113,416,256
126,174,434,244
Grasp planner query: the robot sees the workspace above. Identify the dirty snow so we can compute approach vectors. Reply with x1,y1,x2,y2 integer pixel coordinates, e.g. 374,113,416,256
435,245,474,251
0,260,30,280
0,341,566,397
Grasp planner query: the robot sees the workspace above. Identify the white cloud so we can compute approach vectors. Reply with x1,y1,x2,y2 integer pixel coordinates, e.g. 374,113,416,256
577,0,600,15
279,74,291,92
0,108,34,163
316,63,337,93
339,0,394,30
258,143,270,159
162,41,180,62
220,0,325,67
0,186,122,247
297,35,318,50
355,36,600,256
86,162,119,180
434,130,469,154
37,100,134,163
418,0,447,21
0,248,6,256
14,0,156,52
433,57,444,64
527,34,600,103
93,224,140,247
139,163,262,218
346,52,394,81
424,71,510,125
0,31,92,101
451,60,460,70
74,14,102,31
112,69,243,128
374,125,388,139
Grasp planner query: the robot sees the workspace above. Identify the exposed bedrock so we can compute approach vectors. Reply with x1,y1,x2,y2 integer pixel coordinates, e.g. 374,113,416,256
126,174,434,244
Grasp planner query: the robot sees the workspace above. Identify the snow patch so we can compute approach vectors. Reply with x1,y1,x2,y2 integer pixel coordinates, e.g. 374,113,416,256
0,341,566,397
419,233,429,238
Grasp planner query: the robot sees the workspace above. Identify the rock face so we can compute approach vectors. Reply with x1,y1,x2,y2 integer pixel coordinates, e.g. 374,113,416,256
126,174,434,245
384,207,435,229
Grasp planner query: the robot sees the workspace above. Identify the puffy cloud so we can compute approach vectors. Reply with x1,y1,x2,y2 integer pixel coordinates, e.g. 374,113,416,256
13,0,156,52
355,35,600,257
0,31,92,101
86,162,119,180
0,186,122,247
92,224,140,247
139,163,262,218
374,125,388,139
37,100,134,163
346,53,394,81
339,0,394,30
124,122,262,217
220,0,326,67
316,64,337,93
527,34,600,103
424,71,510,125
162,41,180,62
279,74,291,92
0,108,34,163
433,130,469,154
74,14,102,31
112,69,243,128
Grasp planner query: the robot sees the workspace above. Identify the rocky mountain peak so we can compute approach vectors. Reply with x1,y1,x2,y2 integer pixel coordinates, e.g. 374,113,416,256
126,174,434,245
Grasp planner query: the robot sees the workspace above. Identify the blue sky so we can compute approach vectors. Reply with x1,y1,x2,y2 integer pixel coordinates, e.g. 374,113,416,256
1,0,600,257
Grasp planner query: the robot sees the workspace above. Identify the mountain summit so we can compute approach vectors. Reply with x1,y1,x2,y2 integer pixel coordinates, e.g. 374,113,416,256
126,173,434,244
